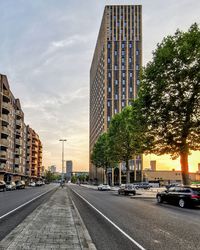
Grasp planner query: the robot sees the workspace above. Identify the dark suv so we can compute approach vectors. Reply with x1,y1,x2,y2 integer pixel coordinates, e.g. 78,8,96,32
157,185,200,208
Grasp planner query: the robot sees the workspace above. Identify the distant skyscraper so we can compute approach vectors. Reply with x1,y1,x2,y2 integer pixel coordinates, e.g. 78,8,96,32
89,5,142,182
66,161,73,181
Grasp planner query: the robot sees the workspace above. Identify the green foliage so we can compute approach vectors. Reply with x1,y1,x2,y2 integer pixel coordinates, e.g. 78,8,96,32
108,106,143,183
137,23,200,184
71,175,77,183
91,132,113,169
44,170,61,182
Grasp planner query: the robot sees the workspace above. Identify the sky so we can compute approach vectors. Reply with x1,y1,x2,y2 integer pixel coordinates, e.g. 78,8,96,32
0,0,200,172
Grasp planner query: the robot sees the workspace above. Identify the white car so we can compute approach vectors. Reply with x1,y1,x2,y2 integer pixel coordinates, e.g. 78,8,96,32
98,184,111,191
29,182,36,187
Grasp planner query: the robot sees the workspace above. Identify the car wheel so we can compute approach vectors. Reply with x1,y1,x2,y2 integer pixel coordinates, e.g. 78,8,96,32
157,195,163,203
179,199,186,208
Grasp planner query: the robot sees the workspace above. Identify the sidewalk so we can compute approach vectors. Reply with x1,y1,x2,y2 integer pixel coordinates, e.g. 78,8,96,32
0,187,96,250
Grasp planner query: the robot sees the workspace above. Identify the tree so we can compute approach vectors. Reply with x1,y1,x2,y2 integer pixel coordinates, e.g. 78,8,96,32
91,133,112,183
108,106,142,183
136,23,200,185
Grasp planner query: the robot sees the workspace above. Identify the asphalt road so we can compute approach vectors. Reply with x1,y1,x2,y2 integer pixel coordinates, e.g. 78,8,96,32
69,184,200,250
0,184,58,240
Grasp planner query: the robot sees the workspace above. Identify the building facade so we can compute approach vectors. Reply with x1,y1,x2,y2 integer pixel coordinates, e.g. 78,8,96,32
89,5,142,183
0,74,43,182
66,160,73,181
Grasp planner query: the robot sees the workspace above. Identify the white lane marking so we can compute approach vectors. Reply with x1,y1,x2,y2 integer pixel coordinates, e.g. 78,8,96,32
72,188,146,250
0,187,57,220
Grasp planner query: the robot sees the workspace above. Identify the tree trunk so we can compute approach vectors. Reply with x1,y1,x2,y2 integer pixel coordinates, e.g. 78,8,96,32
126,160,130,184
104,168,107,184
180,152,190,185
134,155,137,182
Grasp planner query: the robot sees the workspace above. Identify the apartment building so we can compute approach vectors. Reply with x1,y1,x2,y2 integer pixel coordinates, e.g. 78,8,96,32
0,74,43,182
89,5,142,184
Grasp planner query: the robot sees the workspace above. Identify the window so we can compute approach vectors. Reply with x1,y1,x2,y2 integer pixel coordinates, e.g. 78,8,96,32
108,72,111,78
122,87,125,92
107,101,110,107
122,43,125,49
129,58,132,63
108,43,111,49
108,87,111,92
137,80,140,85
108,58,111,63
114,109,117,114
115,80,118,85
115,50,117,56
122,79,125,85
130,87,132,92
122,101,125,107
122,72,125,77
122,94,125,99
122,65,125,70
114,65,118,70
122,50,125,56
115,94,118,100
129,43,132,48
136,50,139,55
130,72,132,77
136,65,139,70
122,57,125,63
108,116,110,121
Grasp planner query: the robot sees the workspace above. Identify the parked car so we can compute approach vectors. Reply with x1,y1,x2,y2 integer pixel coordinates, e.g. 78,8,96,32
36,181,43,186
15,180,26,189
0,180,6,192
156,185,200,208
118,184,136,196
133,182,151,189
6,181,16,191
98,184,111,191
29,182,36,187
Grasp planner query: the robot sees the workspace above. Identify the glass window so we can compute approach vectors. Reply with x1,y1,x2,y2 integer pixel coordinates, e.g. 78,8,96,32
130,87,132,92
136,65,139,70
130,72,132,77
122,101,125,107
115,80,118,85
137,80,140,85
136,50,139,55
129,58,132,63
115,94,118,100
108,58,111,63
122,72,125,77
129,43,132,48
107,101,110,107
122,79,125,85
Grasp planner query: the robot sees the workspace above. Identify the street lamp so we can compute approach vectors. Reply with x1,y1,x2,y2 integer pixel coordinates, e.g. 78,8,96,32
59,139,67,182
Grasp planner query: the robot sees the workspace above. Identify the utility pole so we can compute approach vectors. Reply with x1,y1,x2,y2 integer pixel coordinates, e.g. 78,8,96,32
59,139,67,182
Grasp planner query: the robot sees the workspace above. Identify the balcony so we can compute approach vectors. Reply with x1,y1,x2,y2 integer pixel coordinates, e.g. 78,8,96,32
0,151,7,159
0,163,7,171
3,89,10,102
16,129,22,137
0,138,9,147
2,102,10,112
15,148,22,155
1,114,9,124
16,120,22,127
1,126,9,135
15,138,22,146
16,110,23,118
15,158,20,165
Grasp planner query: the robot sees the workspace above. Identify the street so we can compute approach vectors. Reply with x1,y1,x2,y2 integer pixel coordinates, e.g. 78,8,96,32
69,185,200,250
0,184,57,240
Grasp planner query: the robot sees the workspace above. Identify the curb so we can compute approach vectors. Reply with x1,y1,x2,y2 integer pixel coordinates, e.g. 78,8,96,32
130,196,156,199
69,191,97,250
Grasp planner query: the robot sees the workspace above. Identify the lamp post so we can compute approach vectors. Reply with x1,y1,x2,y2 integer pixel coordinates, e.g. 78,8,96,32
59,139,67,182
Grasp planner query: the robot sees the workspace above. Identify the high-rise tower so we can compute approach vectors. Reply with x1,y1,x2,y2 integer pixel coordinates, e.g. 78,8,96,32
89,5,142,183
